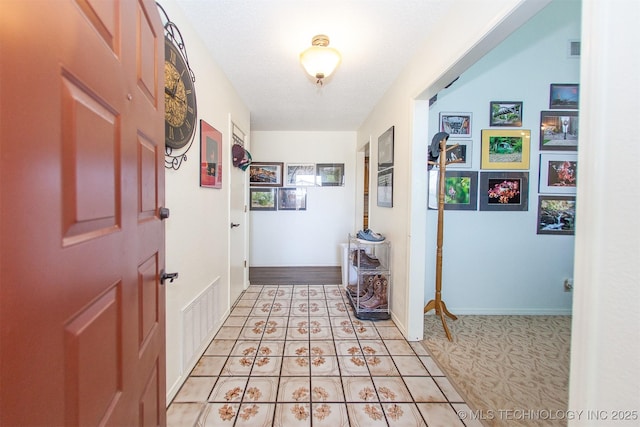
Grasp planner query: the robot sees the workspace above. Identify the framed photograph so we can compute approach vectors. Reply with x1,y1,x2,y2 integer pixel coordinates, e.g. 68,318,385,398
316,163,344,186
489,101,523,127
249,162,284,187
537,195,576,235
549,83,579,109
539,153,577,194
249,188,277,211
377,168,393,208
439,112,472,138
445,139,472,168
539,110,579,151
286,163,316,186
481,129,531,170
428,170,478,211
479,172,529,211
378,126,394,169
199,120,222,189
278,188,307,210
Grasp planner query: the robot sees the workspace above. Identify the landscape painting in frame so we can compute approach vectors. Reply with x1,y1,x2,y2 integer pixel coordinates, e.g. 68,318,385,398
549,83,579,109
489,101,523,127
439,112,472,138
539,153,577,194
316,163,344,186
481,129,531,170
249,162,284,187
537,196,576,235
479,172,529,211
378,126,394,169
539,110,579,151
286,163,316,186
199,120,222,189
377,168,393,207
250,188,277,211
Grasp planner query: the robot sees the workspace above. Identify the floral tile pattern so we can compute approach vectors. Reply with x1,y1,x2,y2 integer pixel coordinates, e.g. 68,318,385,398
167,285,469,426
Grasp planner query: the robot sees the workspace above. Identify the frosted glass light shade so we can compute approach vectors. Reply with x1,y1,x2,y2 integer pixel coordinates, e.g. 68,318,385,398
299,35,341,82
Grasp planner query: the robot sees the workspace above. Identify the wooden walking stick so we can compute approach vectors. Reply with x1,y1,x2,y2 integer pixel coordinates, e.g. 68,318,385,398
424,132,461,341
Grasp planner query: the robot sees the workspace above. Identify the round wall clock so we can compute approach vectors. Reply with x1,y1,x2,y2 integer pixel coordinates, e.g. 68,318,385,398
164,35,197,149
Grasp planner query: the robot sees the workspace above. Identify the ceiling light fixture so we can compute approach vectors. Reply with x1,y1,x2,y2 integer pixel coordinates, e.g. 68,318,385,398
299,34,341,86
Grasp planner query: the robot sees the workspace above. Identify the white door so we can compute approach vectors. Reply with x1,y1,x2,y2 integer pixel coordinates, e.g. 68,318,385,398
229,121,248,303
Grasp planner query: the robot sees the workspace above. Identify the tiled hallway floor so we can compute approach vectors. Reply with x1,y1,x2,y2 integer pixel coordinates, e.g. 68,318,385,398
167,284,479,426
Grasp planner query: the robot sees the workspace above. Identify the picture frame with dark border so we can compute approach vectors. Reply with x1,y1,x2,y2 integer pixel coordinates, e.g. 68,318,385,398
439,112,472,138
539,110,579,151
316,163,344,186
199,119,222,189
249,162,284,187
378,126,394,169
277,188,307,210
377,168,393,207
249,188,277,211
286,163,316,186
537,195,576,235
445,139,472,168
489,101,523,127
479,171,529,211
549,83,579,109
428,170,478,211
481,129,531,170
539,153,578,194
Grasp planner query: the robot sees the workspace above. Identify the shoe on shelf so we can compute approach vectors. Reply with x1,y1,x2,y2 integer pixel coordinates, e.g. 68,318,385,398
356,228,385,242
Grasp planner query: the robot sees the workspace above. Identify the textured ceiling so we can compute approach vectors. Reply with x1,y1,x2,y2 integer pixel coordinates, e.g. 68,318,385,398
174,0,455,131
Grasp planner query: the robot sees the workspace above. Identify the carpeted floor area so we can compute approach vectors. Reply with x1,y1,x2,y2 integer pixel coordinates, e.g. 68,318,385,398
421,315,571,427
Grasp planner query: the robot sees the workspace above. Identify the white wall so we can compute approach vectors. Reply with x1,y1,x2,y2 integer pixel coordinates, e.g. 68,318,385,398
249,131,357,267
425,0,580,315
159,0,250,403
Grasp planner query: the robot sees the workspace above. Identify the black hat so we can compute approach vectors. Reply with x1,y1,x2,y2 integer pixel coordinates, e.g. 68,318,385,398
427,132,449,169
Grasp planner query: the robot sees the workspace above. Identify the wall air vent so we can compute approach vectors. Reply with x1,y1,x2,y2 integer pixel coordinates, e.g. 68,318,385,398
568,39,581,58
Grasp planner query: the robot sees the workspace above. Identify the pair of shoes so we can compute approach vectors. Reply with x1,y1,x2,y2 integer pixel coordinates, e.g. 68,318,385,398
357,228,385,242
352,249,380,268
359,275,388,310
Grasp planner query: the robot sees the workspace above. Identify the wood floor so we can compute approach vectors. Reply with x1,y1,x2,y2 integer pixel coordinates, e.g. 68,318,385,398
249,266,342,285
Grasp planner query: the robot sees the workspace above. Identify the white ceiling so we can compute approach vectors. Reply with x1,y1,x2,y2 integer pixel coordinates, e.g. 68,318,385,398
174,0,455,131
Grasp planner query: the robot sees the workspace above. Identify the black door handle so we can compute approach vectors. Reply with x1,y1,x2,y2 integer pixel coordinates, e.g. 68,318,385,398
160,269,178,285
231,222,240,228
159,207,170,220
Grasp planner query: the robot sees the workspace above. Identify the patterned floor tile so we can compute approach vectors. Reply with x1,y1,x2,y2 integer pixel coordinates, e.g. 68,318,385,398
310,377,345,402
208,376,248,402
346,402,389,426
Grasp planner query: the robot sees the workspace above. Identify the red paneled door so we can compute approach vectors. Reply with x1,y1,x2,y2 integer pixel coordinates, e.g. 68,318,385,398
0,0,166,425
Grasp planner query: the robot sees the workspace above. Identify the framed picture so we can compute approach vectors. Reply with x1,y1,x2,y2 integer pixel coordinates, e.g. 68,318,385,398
378,126,394,169
539,153,578,194
489,101,523,127
445,139,472,168
286,163,316,186
479,172,529,211
537,195,576,235
316,163,344,186
549,83,579,109
199,120,222,189
481,129,531,170
278,188,307,210
428,170,478,211
439,112,472,137
249,162,284,187
250,188,277,211
377,168,393,208
539,110,579,151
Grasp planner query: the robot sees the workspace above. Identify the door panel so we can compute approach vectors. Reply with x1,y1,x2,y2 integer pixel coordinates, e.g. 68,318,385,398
0,0,165,425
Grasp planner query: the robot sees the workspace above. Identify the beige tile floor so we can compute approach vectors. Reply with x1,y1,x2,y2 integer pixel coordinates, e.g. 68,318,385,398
167,284,480,426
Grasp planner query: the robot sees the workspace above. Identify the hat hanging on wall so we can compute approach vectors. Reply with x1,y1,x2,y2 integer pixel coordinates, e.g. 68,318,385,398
232,143,252,171
428,131,449,170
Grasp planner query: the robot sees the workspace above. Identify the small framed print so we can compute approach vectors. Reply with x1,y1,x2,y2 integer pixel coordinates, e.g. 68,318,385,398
249,188,277,211
316,163,344,186
439,112,472,137
539,110,579,151
549,83,579,109
378,126,394,169
286,163,316,186
249,162,284,187
377,168,393,208
481,129,531,170
199,120,222,189
537,195,576,235
489,101,522,127
539,153,577,194
445,139,472,168
479,172,529,211
278,188,307,210
428,170,478,211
